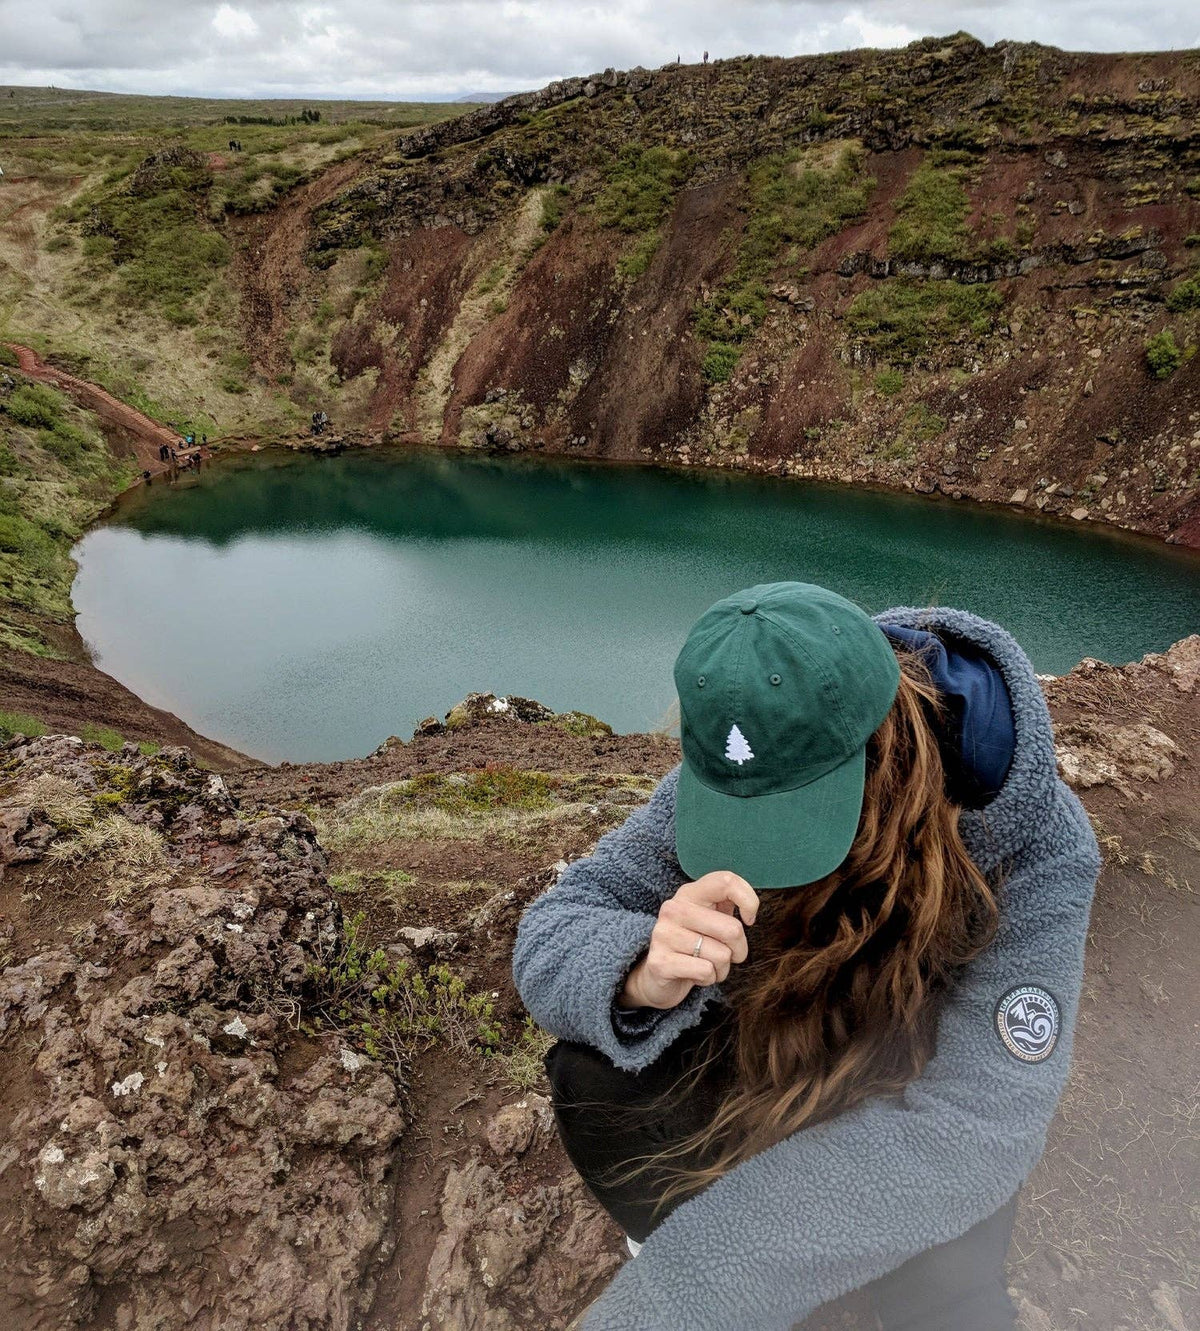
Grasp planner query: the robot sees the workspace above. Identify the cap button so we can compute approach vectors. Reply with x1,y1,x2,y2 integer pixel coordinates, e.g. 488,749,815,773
739,598,758,614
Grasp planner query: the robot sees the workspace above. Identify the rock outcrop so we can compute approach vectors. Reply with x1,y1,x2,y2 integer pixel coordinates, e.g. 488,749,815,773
0,737,405,1329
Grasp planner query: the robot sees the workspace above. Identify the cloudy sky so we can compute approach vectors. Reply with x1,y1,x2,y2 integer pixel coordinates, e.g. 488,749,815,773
1,1,1197,101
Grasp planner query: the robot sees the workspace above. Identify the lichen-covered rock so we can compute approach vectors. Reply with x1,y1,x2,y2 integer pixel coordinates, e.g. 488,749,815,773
0,736,406,1330
1056,719,1182,795
420,1097,620,1330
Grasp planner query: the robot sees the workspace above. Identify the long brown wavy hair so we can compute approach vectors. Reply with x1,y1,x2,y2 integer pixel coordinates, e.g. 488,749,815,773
597,641,1003,1221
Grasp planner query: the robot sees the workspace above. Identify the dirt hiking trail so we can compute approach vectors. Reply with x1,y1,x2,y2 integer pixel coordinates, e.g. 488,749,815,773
3,342,205,477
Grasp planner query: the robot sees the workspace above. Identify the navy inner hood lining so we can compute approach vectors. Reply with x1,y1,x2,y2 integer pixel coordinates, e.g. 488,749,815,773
878,622,1016,809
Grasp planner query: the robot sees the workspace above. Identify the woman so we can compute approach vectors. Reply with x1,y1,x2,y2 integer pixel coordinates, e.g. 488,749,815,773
512,581,1102,1331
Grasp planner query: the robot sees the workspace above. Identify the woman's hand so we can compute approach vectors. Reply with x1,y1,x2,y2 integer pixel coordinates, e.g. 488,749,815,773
618,871,759,1010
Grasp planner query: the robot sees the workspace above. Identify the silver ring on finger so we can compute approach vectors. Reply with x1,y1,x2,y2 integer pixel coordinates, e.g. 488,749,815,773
692,933,704,957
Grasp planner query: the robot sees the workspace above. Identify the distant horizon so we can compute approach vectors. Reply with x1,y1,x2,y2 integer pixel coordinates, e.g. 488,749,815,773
1,83,518,105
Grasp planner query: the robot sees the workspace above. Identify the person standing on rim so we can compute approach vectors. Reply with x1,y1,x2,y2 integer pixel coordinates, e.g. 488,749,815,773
512,581,1102,1331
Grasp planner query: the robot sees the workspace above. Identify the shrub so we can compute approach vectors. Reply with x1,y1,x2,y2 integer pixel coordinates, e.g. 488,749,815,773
1165,278,1200,313
874,367,905,396
702,341,742,384
1145,328,1195,378
5,382,63,429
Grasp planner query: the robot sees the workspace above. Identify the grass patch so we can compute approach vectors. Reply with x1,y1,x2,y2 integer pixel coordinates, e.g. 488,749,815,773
0,380,134,653
7,771,171,902
889,153,973,263
874,367,905,396
593,143,695,234
694,141,874,381
539,183,570,233
0,708,47,740
315,768,653,855
80,722,127,752
328,866,416,909
593,143,695,279
845,279,1004,364
70,147,231,325
901,401,947,441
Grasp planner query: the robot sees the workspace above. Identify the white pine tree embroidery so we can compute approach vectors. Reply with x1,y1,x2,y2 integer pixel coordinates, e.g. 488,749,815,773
725,723,754,764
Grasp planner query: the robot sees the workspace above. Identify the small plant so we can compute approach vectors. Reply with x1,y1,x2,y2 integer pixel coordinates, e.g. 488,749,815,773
304,910,503,1081
499,1014,556,1093
874,367,905,396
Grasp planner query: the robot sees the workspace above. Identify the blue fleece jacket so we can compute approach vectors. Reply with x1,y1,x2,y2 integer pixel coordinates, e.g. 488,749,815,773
511,605,1102,1331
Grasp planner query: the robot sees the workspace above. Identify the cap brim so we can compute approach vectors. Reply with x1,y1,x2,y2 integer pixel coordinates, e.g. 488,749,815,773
674,746,866,890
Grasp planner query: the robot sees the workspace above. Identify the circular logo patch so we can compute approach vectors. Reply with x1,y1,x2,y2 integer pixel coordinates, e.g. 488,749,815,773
995,985,1061,1063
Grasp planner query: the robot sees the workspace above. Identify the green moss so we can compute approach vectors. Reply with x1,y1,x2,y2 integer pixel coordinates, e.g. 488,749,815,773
388,766,557,816
544,710,614,739
845,279,1004,364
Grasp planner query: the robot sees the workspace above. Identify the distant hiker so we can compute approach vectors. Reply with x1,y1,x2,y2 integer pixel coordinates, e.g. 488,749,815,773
158,442,169,462
703,50,709,63
201,433,207,446
185,432,195,446
142,468,151,480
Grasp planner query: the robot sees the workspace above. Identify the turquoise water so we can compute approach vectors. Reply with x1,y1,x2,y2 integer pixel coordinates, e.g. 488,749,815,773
70,446,1200,763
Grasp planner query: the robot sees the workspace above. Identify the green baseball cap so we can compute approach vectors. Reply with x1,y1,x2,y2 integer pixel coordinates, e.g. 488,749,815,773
673,581,901,890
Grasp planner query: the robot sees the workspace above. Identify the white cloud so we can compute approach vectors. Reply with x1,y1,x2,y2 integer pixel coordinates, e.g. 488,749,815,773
212,4,260,40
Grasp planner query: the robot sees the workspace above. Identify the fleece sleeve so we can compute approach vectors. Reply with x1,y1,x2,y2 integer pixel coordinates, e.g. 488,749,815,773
581,779,1103,1331
511,765,723,1072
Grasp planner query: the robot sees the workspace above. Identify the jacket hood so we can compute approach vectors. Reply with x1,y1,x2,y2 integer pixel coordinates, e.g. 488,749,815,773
872,606,1060,871
878,622,1016,810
